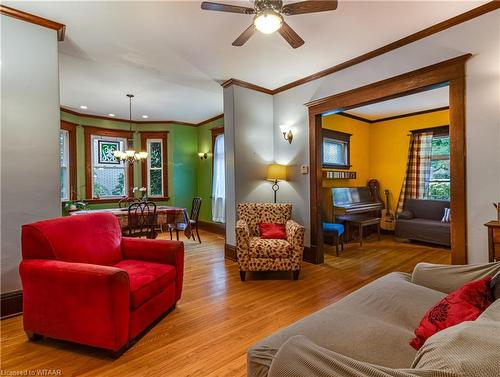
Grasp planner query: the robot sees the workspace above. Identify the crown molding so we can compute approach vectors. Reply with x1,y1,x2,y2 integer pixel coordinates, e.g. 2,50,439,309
335,106,450,124
222,1,499,96
60,107,223,127
221,78,274,95
0,5,65,41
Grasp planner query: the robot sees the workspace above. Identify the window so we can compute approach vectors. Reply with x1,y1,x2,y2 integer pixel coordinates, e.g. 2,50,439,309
427,134,450,200
212,133,225,223
84,127,133,200
60,121,76,201
322,129,351,169
60,130,70,201
140,132,168,198
91,135,128,198
147,139,164,197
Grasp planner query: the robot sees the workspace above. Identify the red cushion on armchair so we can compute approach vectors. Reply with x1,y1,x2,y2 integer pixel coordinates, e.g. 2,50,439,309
259,223,287,239
20,213,184,353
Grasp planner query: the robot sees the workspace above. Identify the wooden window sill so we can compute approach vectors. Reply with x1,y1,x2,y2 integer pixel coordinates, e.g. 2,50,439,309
84,197,170,204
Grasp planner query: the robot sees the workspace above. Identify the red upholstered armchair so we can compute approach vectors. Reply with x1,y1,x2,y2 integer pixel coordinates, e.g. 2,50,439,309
19,213,183,355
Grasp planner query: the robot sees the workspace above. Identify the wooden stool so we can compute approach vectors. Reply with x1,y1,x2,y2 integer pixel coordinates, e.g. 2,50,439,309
347,217,381,247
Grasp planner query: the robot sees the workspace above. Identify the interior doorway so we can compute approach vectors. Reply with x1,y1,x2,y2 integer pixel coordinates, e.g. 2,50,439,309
305,55,469,265
320,85,452,261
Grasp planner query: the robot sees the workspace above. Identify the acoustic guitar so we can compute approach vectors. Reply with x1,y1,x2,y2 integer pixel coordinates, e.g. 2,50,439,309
380,189,396,231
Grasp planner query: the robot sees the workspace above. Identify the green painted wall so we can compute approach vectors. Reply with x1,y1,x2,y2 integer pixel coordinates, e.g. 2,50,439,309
61,111,223,222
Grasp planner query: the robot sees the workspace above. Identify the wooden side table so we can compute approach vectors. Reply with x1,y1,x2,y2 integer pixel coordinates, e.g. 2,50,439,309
485,221,500,262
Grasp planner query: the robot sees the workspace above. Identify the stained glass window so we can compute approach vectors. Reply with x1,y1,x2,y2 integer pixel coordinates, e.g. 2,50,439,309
323,138,348,166
92,136,127,198
147,139,163,197
60,130,69,201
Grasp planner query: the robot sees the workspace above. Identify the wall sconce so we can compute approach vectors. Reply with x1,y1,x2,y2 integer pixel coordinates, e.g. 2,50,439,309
279,125,293,144
198,152,208,160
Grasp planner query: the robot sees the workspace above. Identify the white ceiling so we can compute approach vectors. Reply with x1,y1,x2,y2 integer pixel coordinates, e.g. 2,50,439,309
5,1,486,122
345,85,449,120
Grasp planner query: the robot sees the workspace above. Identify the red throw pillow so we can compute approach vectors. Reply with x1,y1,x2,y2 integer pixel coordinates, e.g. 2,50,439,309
410,276,494,350
259,223,287,240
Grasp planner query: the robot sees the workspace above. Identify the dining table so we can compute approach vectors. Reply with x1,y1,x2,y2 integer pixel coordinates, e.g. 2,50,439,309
71,205,192,239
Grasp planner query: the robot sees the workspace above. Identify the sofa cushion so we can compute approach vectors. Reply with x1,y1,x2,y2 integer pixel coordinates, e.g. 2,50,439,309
410,276,494,350
490,273,500,300
22,213,123,265
411,262,500,294
249,237,291,259
115,259,176,309
247,272,446,377
411,316,500,377
404,199,450,221
396,218,450,246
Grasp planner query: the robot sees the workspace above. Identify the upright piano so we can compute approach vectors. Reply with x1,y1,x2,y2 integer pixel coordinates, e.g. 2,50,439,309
332,186,383,221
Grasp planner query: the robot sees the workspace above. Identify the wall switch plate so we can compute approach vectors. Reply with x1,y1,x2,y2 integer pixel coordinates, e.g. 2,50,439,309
301,165,309,174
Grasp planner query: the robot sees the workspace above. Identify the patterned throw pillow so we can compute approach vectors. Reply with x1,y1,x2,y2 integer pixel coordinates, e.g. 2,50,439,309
441,208,451,223
259,223,287,240
410,276,494,350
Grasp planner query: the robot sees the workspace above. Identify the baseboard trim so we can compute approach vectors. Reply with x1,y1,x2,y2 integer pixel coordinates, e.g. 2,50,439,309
198,220,225,235
1,290,23,319
224,243,237,261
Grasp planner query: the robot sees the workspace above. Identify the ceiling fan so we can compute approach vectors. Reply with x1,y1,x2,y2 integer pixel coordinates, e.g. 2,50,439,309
201,0,338,49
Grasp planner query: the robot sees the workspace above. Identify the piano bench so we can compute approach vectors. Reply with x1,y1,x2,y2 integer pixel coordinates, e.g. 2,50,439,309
345,217,381,247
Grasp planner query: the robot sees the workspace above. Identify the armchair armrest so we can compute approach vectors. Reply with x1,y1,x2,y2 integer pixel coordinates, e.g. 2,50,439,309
121,237,184,300
236,220,250,266
19,259,129,351
285,220,305,249
411,262,500,293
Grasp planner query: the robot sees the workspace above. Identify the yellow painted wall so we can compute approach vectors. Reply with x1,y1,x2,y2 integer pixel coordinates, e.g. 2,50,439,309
321,109,449,218
370,109,449,211
322,114,371,188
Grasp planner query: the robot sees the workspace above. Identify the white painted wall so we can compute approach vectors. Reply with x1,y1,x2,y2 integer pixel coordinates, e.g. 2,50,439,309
1,17,61,293
224,86,274,244
273,10,500,262
225,10,500,262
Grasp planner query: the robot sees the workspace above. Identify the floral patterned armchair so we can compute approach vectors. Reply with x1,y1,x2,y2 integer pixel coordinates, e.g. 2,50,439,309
236,203,305,281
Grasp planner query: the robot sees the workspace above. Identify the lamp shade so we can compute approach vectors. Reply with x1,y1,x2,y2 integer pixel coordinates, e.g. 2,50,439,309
266,164,287,181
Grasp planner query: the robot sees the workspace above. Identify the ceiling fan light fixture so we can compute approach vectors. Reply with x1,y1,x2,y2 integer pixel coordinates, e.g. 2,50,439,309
253,9,283,34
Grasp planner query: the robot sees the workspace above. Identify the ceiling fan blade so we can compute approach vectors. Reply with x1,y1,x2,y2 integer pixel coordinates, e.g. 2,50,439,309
281,1,338,16
278,21,304,49
232,24,256,46
201,2,255,14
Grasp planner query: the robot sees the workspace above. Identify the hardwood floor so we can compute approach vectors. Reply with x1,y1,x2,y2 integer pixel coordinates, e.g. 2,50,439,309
0,231,450,377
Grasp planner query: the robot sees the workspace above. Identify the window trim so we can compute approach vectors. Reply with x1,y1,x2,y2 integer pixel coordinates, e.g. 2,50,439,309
428,132,451,201
60,121,77,201
84,126,134,200
140,131,169,200
211,127,224,177
322,129,351,169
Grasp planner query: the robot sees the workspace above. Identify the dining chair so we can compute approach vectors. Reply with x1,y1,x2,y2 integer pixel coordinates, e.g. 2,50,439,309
167,197,202,243
118,196,139,209
189,197,202,243
123,201,158,239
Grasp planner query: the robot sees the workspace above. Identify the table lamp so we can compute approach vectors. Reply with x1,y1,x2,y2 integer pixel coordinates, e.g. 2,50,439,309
266,164,287,203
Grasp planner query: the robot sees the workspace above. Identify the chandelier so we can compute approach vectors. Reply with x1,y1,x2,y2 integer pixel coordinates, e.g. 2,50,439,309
113,94,148,164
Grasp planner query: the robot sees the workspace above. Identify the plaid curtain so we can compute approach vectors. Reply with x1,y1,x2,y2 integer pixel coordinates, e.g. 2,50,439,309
396,131,433,213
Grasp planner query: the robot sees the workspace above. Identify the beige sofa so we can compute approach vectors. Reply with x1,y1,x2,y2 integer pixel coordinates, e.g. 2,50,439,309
248,262,500,377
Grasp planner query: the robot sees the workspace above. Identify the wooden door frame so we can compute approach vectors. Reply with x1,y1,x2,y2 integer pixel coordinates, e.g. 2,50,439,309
306,54,470,265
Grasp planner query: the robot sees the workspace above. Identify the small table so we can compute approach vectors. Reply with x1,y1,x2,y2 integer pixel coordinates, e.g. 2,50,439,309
345,216,381,247
71,206,192,238
485,220,500,262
